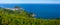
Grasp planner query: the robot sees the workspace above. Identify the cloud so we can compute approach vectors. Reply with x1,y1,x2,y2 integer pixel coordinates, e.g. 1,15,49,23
0,0,60,4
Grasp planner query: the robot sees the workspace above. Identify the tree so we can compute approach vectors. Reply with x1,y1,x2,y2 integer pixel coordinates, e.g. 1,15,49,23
55,18,60,20
0,16,2,25
14,6,21,8
26,12,34,18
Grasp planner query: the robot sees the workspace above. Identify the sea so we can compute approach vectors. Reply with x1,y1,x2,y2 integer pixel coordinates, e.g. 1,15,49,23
0,4,60,19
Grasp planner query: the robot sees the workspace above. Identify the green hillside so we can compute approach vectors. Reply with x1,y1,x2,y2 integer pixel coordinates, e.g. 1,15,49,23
0,6,60,25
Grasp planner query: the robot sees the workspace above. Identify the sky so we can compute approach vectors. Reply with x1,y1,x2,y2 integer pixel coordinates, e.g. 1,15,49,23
0,0,60,4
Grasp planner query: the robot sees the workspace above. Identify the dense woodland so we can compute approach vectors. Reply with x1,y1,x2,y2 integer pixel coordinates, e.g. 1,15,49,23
0,6,60,25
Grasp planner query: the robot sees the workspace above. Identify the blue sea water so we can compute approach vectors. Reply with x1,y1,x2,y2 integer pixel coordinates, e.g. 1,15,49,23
0,4,60,19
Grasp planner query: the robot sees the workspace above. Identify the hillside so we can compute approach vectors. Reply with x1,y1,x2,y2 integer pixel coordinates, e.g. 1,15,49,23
0,6,60,25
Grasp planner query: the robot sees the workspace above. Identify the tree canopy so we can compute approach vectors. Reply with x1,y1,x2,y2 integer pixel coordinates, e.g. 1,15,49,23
14,6,21,8
0,6,60,25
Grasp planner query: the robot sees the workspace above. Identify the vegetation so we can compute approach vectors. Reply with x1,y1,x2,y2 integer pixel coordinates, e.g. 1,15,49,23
0,6,60,25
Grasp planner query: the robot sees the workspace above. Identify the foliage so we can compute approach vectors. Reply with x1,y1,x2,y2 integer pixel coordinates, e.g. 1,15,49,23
0,8,60,25
14,6,21,8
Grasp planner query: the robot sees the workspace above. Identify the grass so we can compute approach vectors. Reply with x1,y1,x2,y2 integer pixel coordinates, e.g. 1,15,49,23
0,8,60,25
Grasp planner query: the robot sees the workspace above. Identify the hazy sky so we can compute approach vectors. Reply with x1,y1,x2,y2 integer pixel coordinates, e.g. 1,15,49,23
0,0,60,4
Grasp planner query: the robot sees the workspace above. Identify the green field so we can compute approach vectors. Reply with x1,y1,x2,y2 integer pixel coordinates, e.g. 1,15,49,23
0,6,60,25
